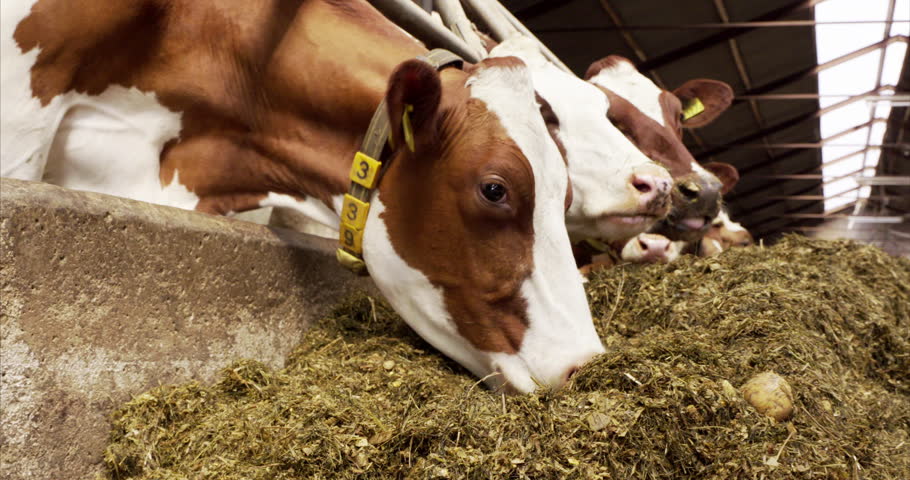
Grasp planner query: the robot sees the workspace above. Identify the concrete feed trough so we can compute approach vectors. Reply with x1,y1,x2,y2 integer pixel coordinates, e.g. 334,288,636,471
0,178,373,480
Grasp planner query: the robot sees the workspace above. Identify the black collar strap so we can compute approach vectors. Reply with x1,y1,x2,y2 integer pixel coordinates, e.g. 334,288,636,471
337,49,463,275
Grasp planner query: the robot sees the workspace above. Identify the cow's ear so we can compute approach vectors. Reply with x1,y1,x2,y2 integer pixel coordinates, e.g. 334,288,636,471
673,79,733,128
584,55,636,80
703,161,739,194
385,59,442,154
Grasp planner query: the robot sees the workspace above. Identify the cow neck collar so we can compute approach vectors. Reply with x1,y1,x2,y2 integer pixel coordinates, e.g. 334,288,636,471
336,49,463,275
582,238,622,264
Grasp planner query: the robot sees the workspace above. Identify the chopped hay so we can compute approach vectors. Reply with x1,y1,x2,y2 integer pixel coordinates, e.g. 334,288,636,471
103,235,910,479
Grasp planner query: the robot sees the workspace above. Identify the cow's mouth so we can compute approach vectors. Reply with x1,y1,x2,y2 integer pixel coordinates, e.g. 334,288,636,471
605,214,657,225
672,216,711,232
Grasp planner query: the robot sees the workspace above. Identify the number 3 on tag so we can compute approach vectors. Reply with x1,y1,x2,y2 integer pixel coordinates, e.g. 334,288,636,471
349,152,381,188
342,194,369,230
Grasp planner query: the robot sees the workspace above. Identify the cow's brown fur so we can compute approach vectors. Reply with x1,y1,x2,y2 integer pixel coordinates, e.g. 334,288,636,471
13,0,556,356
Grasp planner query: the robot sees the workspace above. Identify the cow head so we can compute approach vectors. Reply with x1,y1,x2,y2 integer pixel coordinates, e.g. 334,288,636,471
362,57,604,393
490,37,673,243
619,232,680,264
585,56,739,243
699,210,754,256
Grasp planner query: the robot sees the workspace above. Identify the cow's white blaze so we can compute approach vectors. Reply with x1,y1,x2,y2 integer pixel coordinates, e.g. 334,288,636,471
491,37,671,242
467,62,604,391
588,61,666,127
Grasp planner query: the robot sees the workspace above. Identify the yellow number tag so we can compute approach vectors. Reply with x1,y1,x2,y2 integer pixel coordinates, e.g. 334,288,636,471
349,151,382,189
336,248,368,275
339,223,364,254
681,97,705,121
341,194,370,230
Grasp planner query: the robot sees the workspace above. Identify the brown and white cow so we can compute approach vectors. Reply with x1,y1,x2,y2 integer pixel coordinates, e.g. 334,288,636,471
576,232,680,276
696,209,755,257
585,56,739,243
490,36,674,244
1,0,604,393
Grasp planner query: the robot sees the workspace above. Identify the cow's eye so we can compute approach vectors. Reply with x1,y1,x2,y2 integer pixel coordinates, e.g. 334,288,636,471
480,182,507,203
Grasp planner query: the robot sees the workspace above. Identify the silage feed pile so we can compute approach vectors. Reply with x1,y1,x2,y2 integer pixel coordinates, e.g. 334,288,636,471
104,236,910,479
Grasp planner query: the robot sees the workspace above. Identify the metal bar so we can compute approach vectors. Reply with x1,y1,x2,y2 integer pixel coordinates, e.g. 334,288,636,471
597,0,649,62
511,0,572,18
756,174,856,180
596,0,710,150
782,214,904,221
728,155,836,203
533,20,910,32
369,0,481,62
703,142,902,150
745,196,830,234
436,0,487,60
772,194,903,201
735,36,908,102
712,0,774,163
491,1,572,72
748,194,843,227
460,0,517,41
636,0,828,71
696,88,894,160
855,176,910,186
852,0,898,226
735,88,898,100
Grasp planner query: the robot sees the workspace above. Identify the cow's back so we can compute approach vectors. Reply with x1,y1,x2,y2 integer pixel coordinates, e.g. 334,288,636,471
1,0,196,207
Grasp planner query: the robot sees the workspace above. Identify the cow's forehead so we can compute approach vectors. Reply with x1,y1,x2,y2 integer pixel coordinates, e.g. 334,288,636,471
466,60,566,195
590,64,666,127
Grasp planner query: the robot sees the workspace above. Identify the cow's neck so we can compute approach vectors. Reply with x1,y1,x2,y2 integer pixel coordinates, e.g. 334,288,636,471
158,0,450,216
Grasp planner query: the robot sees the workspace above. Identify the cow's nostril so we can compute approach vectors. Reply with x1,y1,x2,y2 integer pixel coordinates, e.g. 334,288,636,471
638,238,649,251
632,175,653,194
565,366,580,382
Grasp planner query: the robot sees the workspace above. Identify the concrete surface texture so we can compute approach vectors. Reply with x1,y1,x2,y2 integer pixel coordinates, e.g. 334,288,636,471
0,178,374,480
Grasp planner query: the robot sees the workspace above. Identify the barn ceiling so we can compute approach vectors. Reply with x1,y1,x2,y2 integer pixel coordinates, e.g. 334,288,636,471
500,0,910,255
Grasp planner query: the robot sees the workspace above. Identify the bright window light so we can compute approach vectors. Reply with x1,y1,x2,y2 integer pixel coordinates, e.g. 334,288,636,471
891,0,910,36
814,0,904,212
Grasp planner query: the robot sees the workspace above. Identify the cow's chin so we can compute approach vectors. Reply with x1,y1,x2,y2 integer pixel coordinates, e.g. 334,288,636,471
652,217,711,242
568,214,658,242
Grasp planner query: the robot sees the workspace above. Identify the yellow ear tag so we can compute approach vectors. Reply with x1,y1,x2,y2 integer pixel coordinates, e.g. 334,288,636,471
402,104,415,153
681,97,705,121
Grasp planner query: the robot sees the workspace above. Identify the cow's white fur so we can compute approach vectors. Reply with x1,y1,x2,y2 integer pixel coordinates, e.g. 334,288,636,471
715,209,746,232
490,36,672,243
467,61,603,391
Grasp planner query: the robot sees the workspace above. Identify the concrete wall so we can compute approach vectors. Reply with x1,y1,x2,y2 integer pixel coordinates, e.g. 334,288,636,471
0,178,374,480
